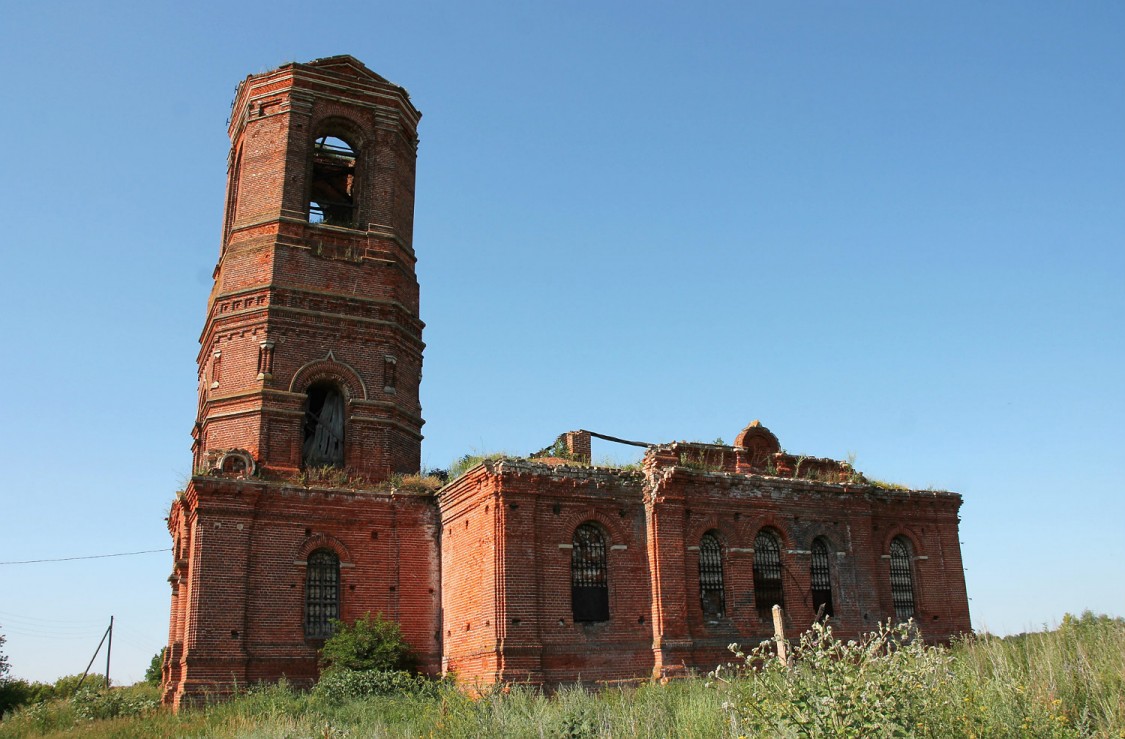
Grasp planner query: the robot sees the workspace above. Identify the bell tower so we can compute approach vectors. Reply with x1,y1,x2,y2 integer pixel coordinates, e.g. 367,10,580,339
195,55,424,480
165,58,440,709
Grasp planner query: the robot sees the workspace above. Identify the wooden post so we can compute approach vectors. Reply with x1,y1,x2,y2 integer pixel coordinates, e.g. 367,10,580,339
772,604,787,664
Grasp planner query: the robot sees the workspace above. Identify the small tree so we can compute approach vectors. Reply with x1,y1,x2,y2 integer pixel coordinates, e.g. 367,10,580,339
145,647,166,685
0,628,15,717
0,628,8,682
319,612,414,672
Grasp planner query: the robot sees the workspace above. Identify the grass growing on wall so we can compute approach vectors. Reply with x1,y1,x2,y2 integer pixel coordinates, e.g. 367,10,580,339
2,612,1121,738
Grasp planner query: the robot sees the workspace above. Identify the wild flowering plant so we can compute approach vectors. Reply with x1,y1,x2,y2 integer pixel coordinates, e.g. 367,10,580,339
711,620,956,738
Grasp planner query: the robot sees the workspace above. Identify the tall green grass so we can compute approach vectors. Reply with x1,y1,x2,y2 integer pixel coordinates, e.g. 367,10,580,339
2,612,1121,738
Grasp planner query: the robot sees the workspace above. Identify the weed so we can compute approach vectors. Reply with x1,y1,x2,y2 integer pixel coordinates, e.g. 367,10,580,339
678,449,724,473
2,614,1121,738
448,451,515,480
866,478,909,491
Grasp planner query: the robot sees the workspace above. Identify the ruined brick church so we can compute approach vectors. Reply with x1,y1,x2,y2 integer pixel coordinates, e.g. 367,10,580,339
162,56,971,707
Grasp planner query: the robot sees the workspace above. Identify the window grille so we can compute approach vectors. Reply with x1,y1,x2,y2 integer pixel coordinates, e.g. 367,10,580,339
753,530,784,619
699,532,725,618
889,537,916,621
811,538,834,619
305,549,339,638
571,523,609,622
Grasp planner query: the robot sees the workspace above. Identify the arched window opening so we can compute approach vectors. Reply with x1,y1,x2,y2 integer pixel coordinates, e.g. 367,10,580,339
889,537,916,621
571,523,609,622
699,532,725,619
811,538,834,619
753,529,784,619
305,549,339,638
309,135,357,227
302,382,345,468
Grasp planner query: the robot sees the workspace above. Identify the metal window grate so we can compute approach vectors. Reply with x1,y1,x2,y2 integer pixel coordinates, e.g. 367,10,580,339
305,549,340,638
699,532,725,618
571,523,609,622
811,538,834,618
889,537,916,621
753,530,784,618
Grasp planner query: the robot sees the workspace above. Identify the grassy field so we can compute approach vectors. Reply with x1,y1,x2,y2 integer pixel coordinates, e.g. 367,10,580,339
1,612,1121,738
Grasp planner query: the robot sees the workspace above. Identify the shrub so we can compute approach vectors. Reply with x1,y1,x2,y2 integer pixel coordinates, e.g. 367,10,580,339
70,685,160,720
52,673,108,697
319,612,415,673
712,620,957,738
0,677,34,718
314,668,435,702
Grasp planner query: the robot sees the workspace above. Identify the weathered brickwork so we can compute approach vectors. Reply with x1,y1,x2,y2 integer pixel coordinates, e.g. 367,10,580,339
435,431,970,687
164,57,971,708
164,57,432,708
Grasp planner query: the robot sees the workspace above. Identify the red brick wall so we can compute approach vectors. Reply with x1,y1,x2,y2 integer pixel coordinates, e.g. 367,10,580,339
192,56,424,481
439,468,502,681
165,476,440,708
435,447,970,689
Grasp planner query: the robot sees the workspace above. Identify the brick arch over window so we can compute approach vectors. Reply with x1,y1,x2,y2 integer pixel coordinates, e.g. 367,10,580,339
571,522,609,623
557,507,630,547
295,533,352,564
753,528,785,619
732,516,793,553
685,515,734,548
289,353,368,401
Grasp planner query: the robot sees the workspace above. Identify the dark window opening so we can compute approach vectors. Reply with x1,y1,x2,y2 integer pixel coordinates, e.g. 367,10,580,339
889,537,916,621
571,523,609,622
699,532,725,619
753,530,784,619
302,382,345,467
309,135,357,227
811,538,834,619
305,549,339,638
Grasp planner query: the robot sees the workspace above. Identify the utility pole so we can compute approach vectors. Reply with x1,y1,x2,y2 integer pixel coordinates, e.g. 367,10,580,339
76,616,114,692
105,616,113,689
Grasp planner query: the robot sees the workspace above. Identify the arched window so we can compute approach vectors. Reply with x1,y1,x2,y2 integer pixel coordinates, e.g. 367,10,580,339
571,523,609,622
889,537,916,621
309,134,357,227
699,532,725,619
302,382,345,468
305,549,340,638
753,529,784,619
811,538,834,619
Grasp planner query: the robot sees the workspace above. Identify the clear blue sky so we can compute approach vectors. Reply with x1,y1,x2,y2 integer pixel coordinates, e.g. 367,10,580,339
0,1,1121,684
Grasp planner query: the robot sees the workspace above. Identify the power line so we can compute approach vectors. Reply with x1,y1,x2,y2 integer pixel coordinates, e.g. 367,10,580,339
0,548,171,565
